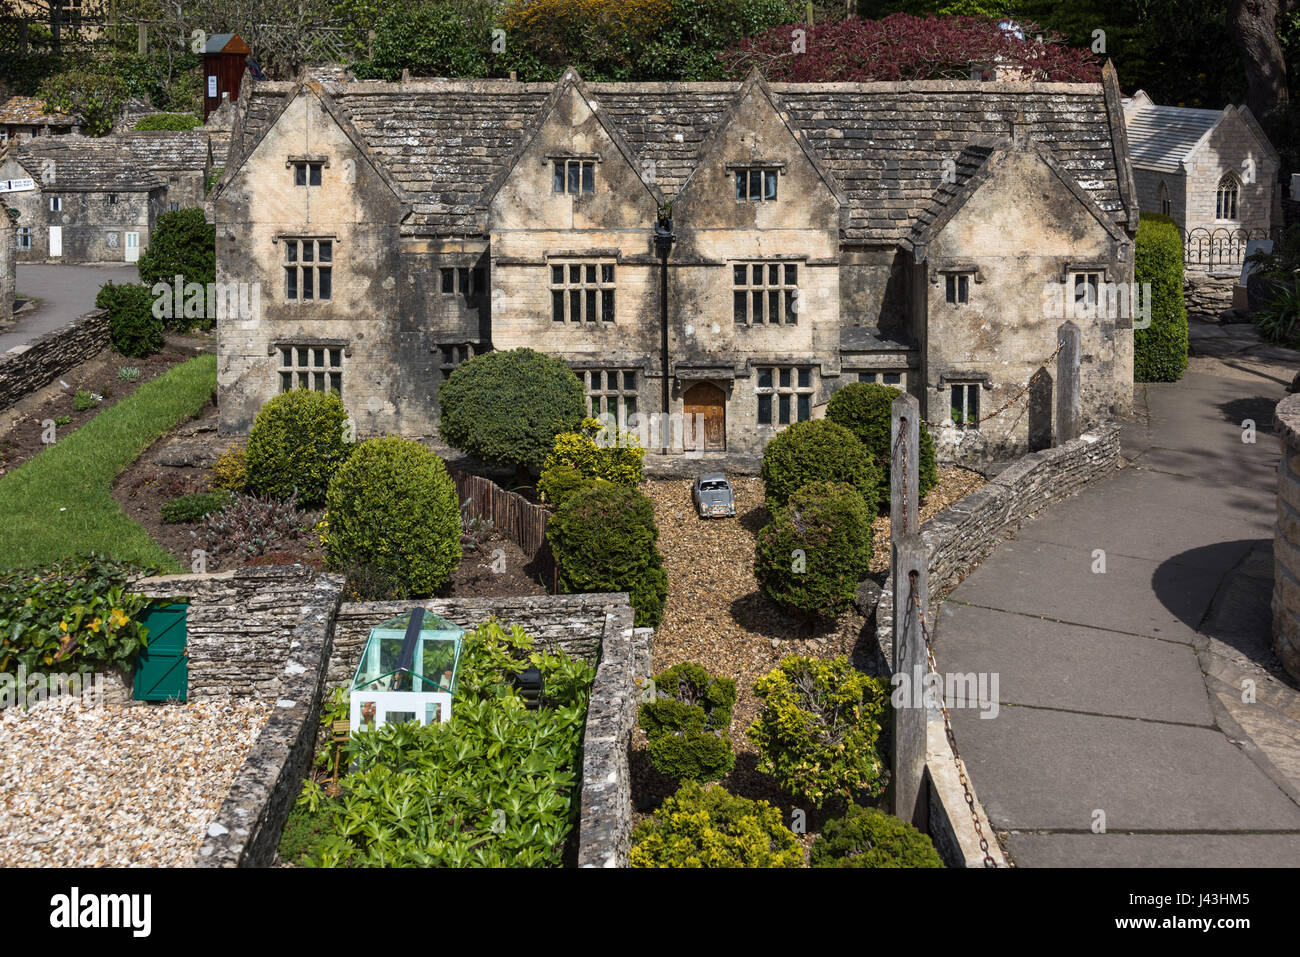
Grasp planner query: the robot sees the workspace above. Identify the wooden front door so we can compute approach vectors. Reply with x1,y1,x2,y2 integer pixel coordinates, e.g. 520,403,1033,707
683,382,726,451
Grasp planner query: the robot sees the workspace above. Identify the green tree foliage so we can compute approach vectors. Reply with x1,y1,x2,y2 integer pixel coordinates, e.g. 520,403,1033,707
136,208,217,292
96,282,164,359
810,803,945,868
245,389,353,506
323,436,463,597
537,417,644,506
439,348,587,474
826,382,938,506
748,654,890,807
1133,212,1188,382
759,418,880,508
37,70,130,136
133,112,202,130
630,781,804,867
755,481,875,618
352,1,496,79
639,662,737,781
546,484,668,627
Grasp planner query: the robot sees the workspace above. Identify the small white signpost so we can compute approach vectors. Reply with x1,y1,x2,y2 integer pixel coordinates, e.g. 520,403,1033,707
0,178,36,194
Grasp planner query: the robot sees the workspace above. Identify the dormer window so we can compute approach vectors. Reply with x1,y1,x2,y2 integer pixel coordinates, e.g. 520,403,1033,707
735,168,778,202
293,161,323,187
553,159,595,195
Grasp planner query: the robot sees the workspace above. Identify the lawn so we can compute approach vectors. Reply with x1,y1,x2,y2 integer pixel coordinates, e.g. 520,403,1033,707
0,354,217,570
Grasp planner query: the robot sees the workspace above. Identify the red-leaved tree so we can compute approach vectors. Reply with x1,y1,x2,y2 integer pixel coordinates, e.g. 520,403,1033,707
722,13,1102,83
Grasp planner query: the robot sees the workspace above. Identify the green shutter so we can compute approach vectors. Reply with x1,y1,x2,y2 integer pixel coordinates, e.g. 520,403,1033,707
133,602,189,702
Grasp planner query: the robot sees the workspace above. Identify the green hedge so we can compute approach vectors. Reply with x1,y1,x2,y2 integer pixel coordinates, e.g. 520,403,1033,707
133,113,201,131
759,419,880,508
826,382,937,505
245,390,352,506
1133,212,1188,382
96,282,164,359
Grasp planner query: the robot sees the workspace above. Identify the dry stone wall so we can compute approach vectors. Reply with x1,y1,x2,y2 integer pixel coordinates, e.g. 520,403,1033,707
0,309,111,411
1271,395,1300,680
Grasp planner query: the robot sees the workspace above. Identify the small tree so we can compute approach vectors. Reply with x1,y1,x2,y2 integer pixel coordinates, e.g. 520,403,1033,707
96,281,163,359
136,208,217,327
1133,212,1188,382
546,484,668,627
439,348,587,478
826,382,938,506
759,418,880,508
353,1,496,80
245,390,352,507
754,481,875,618
811,804,944,868
748,655,890,807
37,71,129,137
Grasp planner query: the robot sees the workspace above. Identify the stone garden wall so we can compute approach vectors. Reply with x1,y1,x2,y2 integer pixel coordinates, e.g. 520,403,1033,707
0,308,111,411
1271,395,1300,681
870,421,1122,865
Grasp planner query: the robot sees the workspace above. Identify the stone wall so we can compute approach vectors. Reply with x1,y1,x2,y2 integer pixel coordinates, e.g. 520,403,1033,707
1185,273,1236,319
0,308,111,411
1271,395,1300,681
869,421,1121,865
134,565,337,698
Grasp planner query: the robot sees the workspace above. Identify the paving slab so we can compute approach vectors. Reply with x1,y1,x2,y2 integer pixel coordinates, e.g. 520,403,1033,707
933,602,1213,725
949,706,1300,832
1004,832,1300,868
951,538,1223,642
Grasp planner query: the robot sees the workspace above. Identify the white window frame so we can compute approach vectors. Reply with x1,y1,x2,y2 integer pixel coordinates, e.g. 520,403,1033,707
49,195,61,212
550,261,615,323
733,261,799,325
16,226,31,250
756,366,813,426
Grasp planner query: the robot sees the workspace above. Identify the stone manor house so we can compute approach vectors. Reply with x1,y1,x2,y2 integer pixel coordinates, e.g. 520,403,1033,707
213,64,1139,464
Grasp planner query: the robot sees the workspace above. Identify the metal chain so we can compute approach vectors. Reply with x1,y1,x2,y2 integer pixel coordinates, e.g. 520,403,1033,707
892,423,913,535
907,574,1001,868
926,340,1065,430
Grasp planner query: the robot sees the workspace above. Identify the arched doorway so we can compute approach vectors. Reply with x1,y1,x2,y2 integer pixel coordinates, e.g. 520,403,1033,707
683,382,726,451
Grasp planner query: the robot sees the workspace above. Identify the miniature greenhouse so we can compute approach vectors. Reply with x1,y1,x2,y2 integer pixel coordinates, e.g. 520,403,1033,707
349,608,464,732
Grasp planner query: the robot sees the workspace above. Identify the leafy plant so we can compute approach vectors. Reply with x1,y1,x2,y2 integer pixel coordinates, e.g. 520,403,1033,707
810,803,945,868
193,492,314,566
1252,277,1300,346
73,390,99,412
117,366,141,382
825,382,938,506
546,484,668,627
245,390,352,506
37,70,130,136
161,491,233,525
748,655,890,807
54,415,71,427
1133,212,1188,382
639,662,737,781
210,443,248,492
630,781,803,868
0,555,156,677
760,418,880,509
322,436,462,598
134,209,217,324
96,281,164,359
460,505,495,552
538,417,645,506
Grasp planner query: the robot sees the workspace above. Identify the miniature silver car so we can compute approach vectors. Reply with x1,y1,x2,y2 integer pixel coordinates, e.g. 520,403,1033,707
692,473,736,518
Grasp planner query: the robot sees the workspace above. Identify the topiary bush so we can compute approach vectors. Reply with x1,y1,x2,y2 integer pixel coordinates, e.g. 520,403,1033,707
538,417,644,507
439,348,586,476
826,382,937,505
1133,212,1188,382
245,390,352,507
810,803,945,868
759,418,880,508
546,484,668,627
97,281,164,359
639,662,737,782
754,481,875,618
630,781,803,868
323,436,462,598
748,655,890,807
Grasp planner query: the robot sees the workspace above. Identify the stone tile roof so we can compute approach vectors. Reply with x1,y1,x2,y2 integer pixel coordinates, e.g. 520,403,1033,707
14,137,164,191
0,96,78,127
1124,101,1223,173
233,77,1128,243
115,131,210,175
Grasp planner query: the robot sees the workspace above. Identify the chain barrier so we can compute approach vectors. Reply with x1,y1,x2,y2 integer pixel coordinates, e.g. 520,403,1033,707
907,572,1000,868
891,421,913,535
926,340,1064,430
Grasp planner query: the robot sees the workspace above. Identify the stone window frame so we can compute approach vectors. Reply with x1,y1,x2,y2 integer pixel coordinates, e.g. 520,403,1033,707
577,367,639,424
756,365,814,426
276,342,344,396
1215,172,1241,221
168,201,180,212
439,265,488,301
550,259,616,324
733,261,799,325
108,193,118,205
857,369,908,388
940,372,991,431
1158,180,1171,216
436,342,488,371
17,226,31,250
288,156,329,188
551,156,597,196
278,235,336,303
727,163,784,202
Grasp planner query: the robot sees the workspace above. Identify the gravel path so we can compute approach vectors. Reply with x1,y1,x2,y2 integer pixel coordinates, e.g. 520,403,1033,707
0,695,272,867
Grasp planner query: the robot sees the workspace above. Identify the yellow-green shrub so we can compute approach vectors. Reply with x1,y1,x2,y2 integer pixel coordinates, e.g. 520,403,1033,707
538,417,644,506
630,781,803,868
210,443,248,492
246,390,351,506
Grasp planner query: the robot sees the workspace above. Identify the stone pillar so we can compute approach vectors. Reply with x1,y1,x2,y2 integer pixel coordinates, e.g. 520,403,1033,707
1271,395,1300,680
0,205,15,324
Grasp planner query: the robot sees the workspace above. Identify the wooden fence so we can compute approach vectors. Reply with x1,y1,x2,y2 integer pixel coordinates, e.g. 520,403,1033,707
448,467,555,585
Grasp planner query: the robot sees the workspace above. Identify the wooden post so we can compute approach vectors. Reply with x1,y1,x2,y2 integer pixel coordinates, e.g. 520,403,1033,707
137,23,147,55
890,392,919,537
892,533,929,828
1056,320,1081,445
18,20,28,55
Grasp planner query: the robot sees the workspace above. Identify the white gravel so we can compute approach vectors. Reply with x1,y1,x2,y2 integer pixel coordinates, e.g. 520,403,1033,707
0,695,272,867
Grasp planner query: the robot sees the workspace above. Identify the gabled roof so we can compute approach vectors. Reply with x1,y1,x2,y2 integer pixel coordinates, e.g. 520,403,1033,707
1123,92,1280,173
14,137,164,191
230,75,1130,243
0,96,78,127
115,131,210,175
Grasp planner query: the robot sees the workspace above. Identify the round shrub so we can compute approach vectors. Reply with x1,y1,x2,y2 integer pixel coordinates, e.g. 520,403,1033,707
826,382,937,505
754,481,875,618
245,390,352,506
210,443,248,492
630,781,803,868
759,419,880,508
536,463,604,510
97,282,164,359
439,348,586,474
639,662,737,782
747,655,890,808
546,484,668,627
811,803,944,868
323,436,462,598
1133,212,1188,383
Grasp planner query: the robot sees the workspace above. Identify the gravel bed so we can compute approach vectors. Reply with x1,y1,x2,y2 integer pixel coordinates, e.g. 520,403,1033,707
0,695,272,867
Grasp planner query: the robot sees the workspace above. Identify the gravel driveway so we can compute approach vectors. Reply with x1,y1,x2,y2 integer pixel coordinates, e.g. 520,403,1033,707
0,695,271,867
